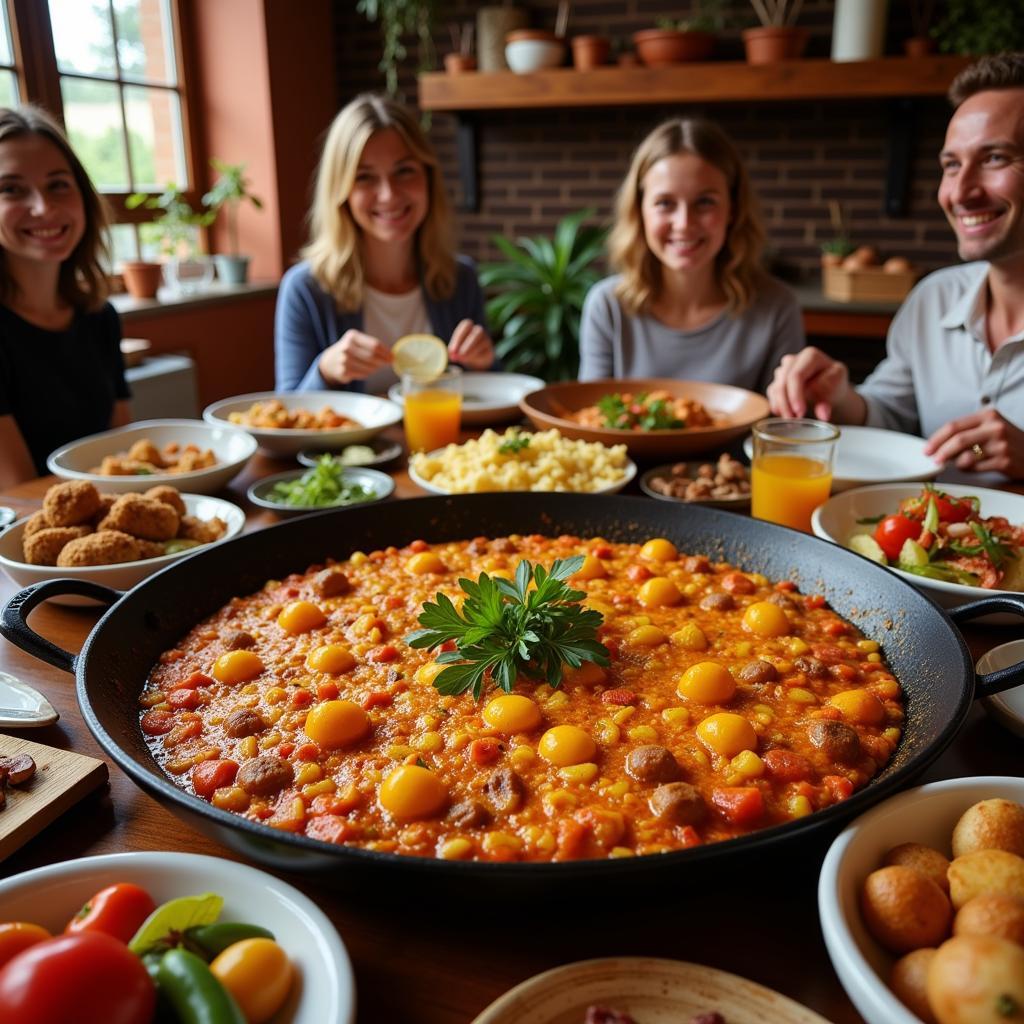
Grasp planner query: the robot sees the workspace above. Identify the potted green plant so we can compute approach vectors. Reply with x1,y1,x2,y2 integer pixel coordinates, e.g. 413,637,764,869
743,0,809,64
633,4,725,66
356,0,437,97
931,0,1024,54
478,208,607,382
202,159,264,285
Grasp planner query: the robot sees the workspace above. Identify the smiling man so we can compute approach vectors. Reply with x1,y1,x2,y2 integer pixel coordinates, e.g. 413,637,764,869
768,54,1024,479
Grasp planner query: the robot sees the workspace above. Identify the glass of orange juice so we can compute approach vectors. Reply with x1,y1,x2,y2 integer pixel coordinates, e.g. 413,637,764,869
402,367,463,453
750,418,840,532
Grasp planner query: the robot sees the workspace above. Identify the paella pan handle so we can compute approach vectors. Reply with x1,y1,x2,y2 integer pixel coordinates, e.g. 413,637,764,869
950,595,1024,699
0,579,122,674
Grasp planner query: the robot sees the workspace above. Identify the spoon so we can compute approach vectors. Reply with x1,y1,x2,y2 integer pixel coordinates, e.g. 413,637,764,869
0,671,59,728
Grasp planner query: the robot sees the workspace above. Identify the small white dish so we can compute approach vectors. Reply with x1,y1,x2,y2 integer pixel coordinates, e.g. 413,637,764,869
819,775,1024,1024
0,507,14,529
977,639,1024,738
744,424,939,493
0,850,355,1024
0,670,58,728
248,465,396,516
297,437,403,468
388,372,545,426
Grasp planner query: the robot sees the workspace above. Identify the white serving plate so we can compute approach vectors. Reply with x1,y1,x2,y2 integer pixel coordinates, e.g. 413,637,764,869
0,670,58,727
0,851,355,1024
819,776,1024,1024
248,465,395,516
0,493,244,606
47,419,257,495
744,424,939,493
204,390,402,456
388,371,544,426
812,482,1024,620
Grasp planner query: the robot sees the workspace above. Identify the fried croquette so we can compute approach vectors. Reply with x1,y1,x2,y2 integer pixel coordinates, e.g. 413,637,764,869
56,530,141,567
91,493,118,526
23,526,93,565
176,515,226,544
23,511,51,538
42,481,102,526
127,439,167,467
135,539,169,559
98,494,179,541
145,485,186,518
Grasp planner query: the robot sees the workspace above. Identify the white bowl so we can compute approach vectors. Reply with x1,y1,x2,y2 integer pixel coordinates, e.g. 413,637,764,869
388,372,545,426
248,465,396,516
818,775,1024,1024
505,38,566,73
811,482,1024,618
204,391,403,456
977,640,1024,738
0,851,355,1024
47,419,257,495
0,493,244,606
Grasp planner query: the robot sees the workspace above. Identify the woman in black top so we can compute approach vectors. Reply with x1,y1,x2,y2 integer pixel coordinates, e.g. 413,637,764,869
0,104,130,485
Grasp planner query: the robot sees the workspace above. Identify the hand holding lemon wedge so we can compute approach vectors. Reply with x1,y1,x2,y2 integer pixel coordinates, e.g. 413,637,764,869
392,334,449,383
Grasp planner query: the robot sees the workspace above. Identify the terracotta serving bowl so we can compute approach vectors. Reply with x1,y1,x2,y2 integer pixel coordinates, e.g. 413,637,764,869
519,377,770,459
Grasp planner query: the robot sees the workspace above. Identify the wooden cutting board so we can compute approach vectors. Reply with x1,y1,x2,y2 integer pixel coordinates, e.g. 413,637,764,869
0,733,108,862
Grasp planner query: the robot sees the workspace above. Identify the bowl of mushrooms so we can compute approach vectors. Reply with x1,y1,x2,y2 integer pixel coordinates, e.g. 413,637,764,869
639,453,751,510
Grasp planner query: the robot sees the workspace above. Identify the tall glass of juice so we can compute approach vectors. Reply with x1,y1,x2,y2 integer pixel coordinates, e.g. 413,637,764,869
402,367,463,453
750,418,840,531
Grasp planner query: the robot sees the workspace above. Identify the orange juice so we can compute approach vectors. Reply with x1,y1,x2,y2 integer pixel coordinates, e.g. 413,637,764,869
403,389,461,452
751,454,832,531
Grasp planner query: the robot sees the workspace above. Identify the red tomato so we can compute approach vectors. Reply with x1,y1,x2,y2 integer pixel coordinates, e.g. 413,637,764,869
65,883,156,944
0,932,155,1024
0,924,50,970
932,492,973,523
873,514,921,561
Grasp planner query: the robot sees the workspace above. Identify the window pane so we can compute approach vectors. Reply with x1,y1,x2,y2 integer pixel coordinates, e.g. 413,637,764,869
0,2,13,65
114,0,176,85
61,77,130,190
106,223,139,268
0,71,17,107
49,0,117,77
125,85,185,189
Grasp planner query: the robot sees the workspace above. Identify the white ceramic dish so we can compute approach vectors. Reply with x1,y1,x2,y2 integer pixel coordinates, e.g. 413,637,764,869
744,425,939,493
818,775,1024,1024
47,419,258,495
248,466,396,516
505,38,565,73
297,437,403,468
0,670,58,727
812,482,1024,618
977,639,1024,738
203,391,403,456
388,372,544,426
0,493,245,607
0,851,355,1024
408,450,637,495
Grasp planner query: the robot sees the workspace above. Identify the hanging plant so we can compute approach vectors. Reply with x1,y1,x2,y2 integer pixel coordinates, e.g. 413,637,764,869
356,0,439,97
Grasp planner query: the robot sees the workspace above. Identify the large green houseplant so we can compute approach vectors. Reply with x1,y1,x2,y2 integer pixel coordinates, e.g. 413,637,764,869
478,208,607,382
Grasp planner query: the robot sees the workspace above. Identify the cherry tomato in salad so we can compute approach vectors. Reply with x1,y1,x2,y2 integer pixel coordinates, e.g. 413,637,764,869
932,492,974,523
0,931,155,1024
873,514,921,561
0,923,50,969
65,883,156,944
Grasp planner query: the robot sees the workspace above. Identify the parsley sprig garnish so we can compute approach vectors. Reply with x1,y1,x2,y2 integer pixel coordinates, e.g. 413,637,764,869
498,430,531,455
404,555,610,700
596,393,684,431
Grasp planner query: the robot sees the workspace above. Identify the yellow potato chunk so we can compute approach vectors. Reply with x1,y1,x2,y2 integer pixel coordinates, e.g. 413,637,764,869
695,712,757,758
563,661,607,687
890,948,938,1024
212,649,264,684
861,865,952,954
378,764,448,820
948,849,1024,910
677,662,736,704
638,577,682,608
927,934,1024,1024
828,688,885,725
538,725,597,766
574,554,607,580
884,842,951,894
414,661,446,686
640,538,677,562
627,625,667,647
742,601,791,637
954,893,1024,946
407,551,446,574
483,694,542,734
306,643,356,675
277,600,327,635
303,699,370,749
952,798,1024,859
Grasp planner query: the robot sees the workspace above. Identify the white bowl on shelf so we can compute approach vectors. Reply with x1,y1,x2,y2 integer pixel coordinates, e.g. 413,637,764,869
505,31,566,73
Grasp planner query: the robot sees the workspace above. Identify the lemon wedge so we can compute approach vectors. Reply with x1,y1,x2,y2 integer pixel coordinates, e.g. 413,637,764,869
392,333,448,381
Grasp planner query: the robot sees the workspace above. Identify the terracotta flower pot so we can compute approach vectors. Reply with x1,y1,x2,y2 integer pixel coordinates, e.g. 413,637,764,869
571,34,610,70
742,26,809,65
633,29,714,66
903,35,935,57
444,53,477,74
121,261,163,300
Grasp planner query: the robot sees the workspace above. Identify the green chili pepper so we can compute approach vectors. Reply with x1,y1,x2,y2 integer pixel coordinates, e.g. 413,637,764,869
142,952,180,1024
186,921,275,959
157,948,247,1024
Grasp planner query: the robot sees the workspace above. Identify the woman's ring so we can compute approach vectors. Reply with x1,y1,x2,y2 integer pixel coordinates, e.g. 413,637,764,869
971,443,985,459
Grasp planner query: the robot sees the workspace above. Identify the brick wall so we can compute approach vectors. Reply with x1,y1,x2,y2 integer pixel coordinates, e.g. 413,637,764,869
333,1,960,283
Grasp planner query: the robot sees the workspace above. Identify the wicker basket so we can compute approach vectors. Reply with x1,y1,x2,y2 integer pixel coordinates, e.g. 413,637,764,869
823,264,917,303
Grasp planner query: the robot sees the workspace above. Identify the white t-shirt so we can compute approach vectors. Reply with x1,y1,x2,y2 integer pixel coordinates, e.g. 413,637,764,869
362,284,432,395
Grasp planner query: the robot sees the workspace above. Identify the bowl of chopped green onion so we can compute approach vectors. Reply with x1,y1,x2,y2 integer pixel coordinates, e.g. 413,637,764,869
247,457,395,516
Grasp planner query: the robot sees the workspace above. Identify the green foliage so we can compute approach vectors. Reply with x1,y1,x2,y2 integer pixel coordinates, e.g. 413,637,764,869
127,184,213,258
932,0,1024,54
656,0,729,31
478,209,608,383
596,393,684,431
356,0,438,97
202,159,263,257
267,456,376,508
820,236,854,258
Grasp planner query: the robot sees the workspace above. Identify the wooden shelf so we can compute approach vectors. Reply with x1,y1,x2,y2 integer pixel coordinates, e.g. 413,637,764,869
419,56,971,112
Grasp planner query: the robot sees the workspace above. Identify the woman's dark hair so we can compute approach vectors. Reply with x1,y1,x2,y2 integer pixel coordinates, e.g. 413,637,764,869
0,103,111,310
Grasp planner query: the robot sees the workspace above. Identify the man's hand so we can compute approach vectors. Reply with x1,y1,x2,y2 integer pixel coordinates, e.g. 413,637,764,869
925,407,1024,478
319,329,392,385
767,347,863,422
448,319,494,370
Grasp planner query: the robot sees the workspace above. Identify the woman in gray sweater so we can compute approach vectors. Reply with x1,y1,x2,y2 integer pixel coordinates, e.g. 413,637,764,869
579,118,804,392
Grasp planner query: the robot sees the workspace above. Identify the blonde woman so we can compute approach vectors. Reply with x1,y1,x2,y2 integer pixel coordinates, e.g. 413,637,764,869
275,94,493,393
0,104,129,486
579,118,803,390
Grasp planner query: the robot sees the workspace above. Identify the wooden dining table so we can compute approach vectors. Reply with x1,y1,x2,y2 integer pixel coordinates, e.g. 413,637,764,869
0,431,1021,1024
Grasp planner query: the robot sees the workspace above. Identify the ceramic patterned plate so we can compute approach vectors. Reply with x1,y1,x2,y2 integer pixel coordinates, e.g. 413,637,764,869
472,957,833,1024
389,372,544,426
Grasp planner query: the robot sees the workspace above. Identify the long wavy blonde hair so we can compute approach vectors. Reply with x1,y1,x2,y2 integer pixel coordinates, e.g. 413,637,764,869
609,118,765,316
302,94,455,311
0,104,111,311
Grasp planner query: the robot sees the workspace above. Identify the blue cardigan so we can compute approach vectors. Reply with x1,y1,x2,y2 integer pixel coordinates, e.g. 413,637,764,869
274,256,489,392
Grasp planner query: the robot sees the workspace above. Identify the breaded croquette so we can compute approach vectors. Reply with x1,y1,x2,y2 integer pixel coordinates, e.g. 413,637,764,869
42,481,102,526
144,485,186,518
23,510,51,538
91,492,118,526
56,530,141,567
176,515,227,544
23,526,92,565
127,439,167,467
98,494,179,541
